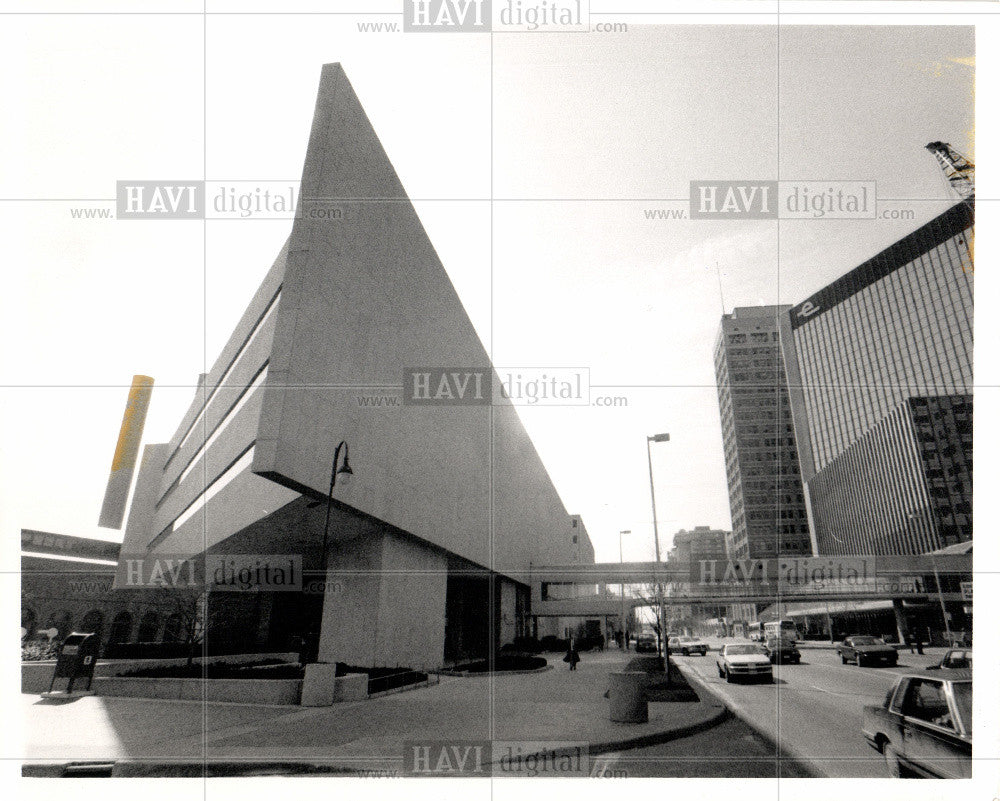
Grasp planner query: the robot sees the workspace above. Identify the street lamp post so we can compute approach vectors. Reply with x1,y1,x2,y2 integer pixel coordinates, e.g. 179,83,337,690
647,432,670,672
321,441,353,563
619,530,630,650
302,440,353,665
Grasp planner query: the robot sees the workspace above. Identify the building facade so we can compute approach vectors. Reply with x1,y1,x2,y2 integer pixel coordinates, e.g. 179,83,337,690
783,201,974,556
714,306,812,561
21,530,124,646
665,526,729,623
116,64,592,670
806,395,972,555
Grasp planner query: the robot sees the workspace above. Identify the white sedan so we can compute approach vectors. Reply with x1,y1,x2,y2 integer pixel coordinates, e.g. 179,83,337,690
716,643,773,683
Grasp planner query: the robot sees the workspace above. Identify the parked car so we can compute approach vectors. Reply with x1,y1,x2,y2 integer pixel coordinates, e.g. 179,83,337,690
669,636,708,656
763,636,801,664
837,635,898,667
634,633,657,653
926,648,972,671
716,643,773,683
862,670,971,778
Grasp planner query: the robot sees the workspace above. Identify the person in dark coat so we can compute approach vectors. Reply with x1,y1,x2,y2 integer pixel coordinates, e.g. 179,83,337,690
564,639,581,670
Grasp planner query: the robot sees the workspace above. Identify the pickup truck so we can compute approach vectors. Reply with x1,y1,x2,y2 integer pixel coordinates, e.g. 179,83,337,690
862,671,971,778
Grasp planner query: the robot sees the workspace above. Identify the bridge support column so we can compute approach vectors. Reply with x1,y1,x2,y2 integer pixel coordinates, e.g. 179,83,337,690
891,599,908,646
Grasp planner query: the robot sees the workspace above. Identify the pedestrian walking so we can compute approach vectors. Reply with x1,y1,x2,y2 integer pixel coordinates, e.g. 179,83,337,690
563,639,581,671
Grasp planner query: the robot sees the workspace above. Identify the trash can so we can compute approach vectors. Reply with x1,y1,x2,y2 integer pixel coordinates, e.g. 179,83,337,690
48,632,100,693
609,671,649,723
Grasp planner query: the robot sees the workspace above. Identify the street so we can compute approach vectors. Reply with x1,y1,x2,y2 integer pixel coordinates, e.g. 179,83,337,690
668,636,950,778
591,714,814,778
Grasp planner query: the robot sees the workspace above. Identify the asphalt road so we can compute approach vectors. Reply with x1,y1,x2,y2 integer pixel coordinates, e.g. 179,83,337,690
672,637,948,778
590,714,813,778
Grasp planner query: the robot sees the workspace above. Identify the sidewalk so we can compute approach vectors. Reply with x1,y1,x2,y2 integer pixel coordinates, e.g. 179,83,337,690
23,649,727,775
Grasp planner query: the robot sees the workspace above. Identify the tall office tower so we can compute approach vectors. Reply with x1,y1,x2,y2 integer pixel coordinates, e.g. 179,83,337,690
714,306,813,562
783,202,974,556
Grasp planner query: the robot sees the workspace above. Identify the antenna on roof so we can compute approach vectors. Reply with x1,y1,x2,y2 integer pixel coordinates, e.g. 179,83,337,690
715,262,726,315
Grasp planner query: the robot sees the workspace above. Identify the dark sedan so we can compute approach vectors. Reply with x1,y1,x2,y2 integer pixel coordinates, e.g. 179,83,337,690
863,670,971,778
764,637,801,664
837,635,898,667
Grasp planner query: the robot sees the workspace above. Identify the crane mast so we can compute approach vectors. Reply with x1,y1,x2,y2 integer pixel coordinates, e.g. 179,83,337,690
925,141,975,203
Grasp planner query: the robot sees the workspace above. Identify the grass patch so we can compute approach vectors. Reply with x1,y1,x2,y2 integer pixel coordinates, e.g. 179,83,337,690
624,656,699,703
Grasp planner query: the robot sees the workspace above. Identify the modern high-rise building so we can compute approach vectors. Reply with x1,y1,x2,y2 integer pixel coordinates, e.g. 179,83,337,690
714,306,813,562
782,201,974,556
114,64,592,670
667,526,729,564
666,526,729,622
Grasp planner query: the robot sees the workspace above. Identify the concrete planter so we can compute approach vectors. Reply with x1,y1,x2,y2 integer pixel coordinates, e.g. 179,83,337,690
93,676,302,706
301,665,368,706
22,652,298,694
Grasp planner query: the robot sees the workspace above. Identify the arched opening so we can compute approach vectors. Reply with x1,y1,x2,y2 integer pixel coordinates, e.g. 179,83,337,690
80,609,104,639
21,607,36,639
45,610,72,640
138,611,160,642
163,613,183,643
108,611,133,644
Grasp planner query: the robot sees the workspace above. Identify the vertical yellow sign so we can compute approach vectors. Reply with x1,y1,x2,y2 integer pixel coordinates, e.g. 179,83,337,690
98,375,154,529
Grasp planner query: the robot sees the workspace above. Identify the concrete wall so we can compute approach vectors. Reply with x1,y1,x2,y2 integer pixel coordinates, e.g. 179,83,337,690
374,533,447,670
122,245,290,558
253,63,583,581
316,526,446,670
499,579,517,645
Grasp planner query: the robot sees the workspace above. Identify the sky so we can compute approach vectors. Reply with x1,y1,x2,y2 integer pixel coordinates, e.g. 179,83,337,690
0,19,980,568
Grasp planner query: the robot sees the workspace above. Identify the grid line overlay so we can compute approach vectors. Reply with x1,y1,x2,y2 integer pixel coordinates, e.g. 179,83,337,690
6,2,985,787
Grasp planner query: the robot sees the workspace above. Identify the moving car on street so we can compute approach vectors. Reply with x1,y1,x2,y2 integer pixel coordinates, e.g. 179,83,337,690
862,670,971,778
763,636,801,664
716,643,773,683
634,633,657,653
669,636,708,656
926,648,972,671
836,635,898,667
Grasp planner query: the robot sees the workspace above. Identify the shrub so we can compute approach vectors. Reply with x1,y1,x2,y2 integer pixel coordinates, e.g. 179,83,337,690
21,640,59,662
461,655,547,673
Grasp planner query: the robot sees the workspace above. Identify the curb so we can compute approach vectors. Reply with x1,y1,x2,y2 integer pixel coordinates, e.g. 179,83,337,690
585,702,730,757
673,660,825,778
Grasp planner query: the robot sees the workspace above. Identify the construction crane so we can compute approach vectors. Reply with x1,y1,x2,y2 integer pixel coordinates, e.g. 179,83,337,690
925,141,975,203
925,141,974,276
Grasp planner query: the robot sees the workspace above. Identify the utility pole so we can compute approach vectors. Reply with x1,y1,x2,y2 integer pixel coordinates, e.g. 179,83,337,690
647,433,670,674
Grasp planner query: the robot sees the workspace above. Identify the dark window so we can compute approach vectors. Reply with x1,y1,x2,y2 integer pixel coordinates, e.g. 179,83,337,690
902,679,954,729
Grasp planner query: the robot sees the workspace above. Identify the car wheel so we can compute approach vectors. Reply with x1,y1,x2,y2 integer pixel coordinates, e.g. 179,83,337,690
681,649,688,656
841,655,848,664
857,655,866,667
725,668,733,683
718,664,725,678
883,744,904,779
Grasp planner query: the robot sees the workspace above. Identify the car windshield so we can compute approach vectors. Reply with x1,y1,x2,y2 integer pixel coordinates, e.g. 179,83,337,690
850,636,882,645
679,637,695,642
727,645,763,656
951,682,972,730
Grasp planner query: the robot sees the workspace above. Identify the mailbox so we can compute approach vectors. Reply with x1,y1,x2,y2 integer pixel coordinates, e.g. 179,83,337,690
48,632,100,693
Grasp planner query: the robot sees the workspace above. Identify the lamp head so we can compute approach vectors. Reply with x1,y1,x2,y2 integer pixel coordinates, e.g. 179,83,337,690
335,455,353,488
